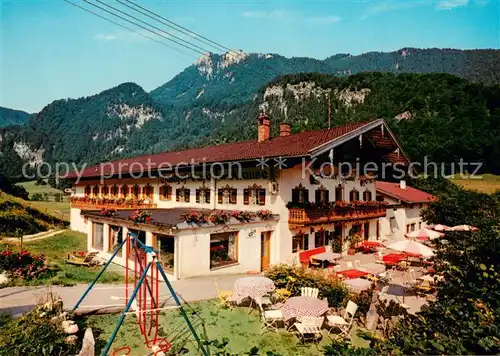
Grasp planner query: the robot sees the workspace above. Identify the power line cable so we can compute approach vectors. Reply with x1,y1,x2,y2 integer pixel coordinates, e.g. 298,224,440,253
64,0,196,59
119,0,234,55
89,0,209,55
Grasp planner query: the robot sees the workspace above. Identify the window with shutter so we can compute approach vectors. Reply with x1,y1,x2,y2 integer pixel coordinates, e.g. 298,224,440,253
176,189,180,202
84,185,91,197
205,189,210,204
196,189,200,203
243,189,249,205
92,185,99,197
184,189,190,202
218,189,223,204
258,189,266,205
123,185,129,198
335,185,343,202
230,189,237,204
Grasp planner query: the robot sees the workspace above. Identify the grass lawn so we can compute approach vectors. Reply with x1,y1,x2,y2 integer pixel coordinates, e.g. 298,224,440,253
84,300,369,356
451,173,500,194
24,200,70,221
0,230,124,286
18,180,63,195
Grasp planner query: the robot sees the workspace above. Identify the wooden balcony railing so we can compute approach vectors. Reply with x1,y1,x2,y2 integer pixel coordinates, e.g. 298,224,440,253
288,206,386,226
69,197,157,210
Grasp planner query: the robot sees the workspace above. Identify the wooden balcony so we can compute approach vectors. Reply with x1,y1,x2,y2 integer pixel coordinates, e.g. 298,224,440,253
288,206,386,227
70,198,157,210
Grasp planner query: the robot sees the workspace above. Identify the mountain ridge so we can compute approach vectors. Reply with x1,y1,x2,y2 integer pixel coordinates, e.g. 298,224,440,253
1,47,499,178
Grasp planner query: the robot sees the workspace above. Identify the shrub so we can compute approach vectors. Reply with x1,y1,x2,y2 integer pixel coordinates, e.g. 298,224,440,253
30,193,44,201
0,247,47,279
0,296,79,355
349,288,374,317
265,264,349,308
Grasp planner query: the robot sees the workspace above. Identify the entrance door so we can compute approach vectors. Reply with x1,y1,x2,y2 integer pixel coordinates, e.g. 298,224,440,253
260,232,271,271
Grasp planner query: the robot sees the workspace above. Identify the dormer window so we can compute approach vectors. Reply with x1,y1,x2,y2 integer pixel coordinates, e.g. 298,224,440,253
244,184,265,205
218,185,237,205
315,185,329,204
176,187,190,203
292,184,309,204
196,186,211,204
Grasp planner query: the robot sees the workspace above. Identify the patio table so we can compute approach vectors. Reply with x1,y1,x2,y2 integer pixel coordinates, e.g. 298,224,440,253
344,278,373,292
382,253,407,265
282,296,329,321
359,262,386,275
310,251,342,264
233,276,275,301
336,269,369,279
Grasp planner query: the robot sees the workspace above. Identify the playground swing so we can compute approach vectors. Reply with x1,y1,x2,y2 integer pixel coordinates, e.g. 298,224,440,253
72,232,209,356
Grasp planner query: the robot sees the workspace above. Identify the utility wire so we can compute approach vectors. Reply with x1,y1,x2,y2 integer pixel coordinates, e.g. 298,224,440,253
64,0,196,59
119,0,235,55
89,0,209,55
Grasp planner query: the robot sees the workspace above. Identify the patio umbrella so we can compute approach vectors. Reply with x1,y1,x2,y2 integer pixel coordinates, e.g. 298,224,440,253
451,224,479,231
405,228,444,241
386,239,434,258
430,224,452,232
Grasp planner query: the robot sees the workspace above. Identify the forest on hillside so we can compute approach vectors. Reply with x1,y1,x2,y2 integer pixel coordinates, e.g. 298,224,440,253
212,72,500,174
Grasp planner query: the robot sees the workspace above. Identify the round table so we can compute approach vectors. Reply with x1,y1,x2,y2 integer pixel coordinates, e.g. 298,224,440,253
282,296,329,321
233,276,275,300
344,278,373,292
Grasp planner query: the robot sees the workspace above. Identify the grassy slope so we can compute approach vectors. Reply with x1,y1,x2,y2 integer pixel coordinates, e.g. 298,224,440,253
86,300,368,355
18,181,63,195
0,231,124,286
451,174,500,194
16,181,70,221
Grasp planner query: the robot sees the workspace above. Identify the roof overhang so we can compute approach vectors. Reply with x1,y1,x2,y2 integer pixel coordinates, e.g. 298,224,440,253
308,119,415,175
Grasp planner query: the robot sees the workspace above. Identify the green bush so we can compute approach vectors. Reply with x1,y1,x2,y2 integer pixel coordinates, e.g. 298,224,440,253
30,193,44,201
265,264,349,307
0,213,48,236
0,303,79,355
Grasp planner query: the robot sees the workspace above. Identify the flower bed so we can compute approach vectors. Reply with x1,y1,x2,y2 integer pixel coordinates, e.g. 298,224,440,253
129,210,151,224
0,247,47,280
180,209,275,226
69,196,156,209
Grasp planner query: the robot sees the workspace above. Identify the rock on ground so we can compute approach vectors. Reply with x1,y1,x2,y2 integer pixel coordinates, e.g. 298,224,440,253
79,328,95,356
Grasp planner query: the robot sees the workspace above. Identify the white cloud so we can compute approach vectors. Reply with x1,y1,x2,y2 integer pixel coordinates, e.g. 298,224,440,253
242,10,287,19
360,1,428,19
93,33,117,41
305,16,342,24
437,0,469,9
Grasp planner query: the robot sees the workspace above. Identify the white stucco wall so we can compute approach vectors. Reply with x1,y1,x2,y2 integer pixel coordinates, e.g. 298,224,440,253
378,195,429,240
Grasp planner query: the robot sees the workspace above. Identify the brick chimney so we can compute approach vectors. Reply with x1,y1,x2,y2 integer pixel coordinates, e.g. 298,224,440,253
279,122,291,137
257,112,271,142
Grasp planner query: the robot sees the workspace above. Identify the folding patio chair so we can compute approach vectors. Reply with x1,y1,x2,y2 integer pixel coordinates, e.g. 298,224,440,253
301,287,319,299
326,300,358,339
214,278,235,309
258,303,284,334
292,316,324,343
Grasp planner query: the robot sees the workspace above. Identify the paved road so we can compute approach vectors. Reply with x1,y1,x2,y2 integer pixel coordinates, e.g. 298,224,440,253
0,274,245,316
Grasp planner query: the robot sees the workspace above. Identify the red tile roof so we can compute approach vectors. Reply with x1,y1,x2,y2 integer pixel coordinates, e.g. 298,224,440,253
376,181,436,204
69,121,375,179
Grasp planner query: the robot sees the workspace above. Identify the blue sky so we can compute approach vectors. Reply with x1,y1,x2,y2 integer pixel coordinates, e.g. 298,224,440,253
1,0,499,113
